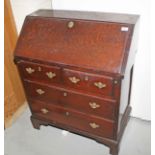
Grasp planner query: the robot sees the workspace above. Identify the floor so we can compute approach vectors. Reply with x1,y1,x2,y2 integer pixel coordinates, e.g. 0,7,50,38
5,108,151,155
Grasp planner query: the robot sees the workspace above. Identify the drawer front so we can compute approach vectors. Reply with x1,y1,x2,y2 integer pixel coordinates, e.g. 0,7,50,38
24,80,116,120
23,80,61,103
60,89,116,120
63,69,114,96
30,100,115,139
17,61,61,84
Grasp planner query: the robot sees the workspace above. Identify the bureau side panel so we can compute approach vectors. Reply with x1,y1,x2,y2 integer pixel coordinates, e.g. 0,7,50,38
118,67,132,132
118,19,139,133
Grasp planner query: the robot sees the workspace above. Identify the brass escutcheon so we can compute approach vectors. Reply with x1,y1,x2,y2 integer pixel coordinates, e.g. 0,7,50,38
114,80,118,84
68,21,74,28
65,112,70,116
38,67,42,71
63,92,67,97
84,76,89,81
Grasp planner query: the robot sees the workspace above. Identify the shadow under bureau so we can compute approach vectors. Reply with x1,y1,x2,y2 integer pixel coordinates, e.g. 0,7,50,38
14,10,139,155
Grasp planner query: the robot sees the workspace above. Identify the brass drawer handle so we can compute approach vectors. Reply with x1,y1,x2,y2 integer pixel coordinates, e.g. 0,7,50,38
94,82,106,89
69,76,80,84
89,123,100,129
41,108,49,114
25,67,35,74
36,89,45,95
68,21,74,28
89,102,100,109
46,72,56,79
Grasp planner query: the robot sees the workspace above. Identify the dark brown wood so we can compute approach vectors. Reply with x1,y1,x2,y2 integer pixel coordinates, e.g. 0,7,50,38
30,99,115,139
23,79,117,120
23,80,61,103
14,10,139,78
17,60,61,84
63,68,114,97
14,10,139,155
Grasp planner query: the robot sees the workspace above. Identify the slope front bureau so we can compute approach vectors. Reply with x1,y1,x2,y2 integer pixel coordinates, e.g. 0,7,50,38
14,10,139,155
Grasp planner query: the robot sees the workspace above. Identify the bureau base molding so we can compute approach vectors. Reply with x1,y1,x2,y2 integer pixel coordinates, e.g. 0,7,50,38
30,106,131,155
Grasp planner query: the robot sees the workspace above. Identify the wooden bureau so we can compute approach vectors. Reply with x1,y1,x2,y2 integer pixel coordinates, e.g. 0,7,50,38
14,10,139,155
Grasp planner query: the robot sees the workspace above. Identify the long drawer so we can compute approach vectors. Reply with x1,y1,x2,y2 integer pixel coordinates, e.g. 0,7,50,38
23,80,117,120
29,99,115,139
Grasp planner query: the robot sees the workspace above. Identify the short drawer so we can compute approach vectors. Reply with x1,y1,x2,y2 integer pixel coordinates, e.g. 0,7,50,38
23,80,61,103
17,60,61,84
24,80,116,120
63,69,114,97
30,100,115,139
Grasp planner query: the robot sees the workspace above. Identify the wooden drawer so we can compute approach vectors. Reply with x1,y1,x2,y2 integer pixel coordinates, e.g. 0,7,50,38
17,60,61,84
63,69,114,96
60,89,116,120
24,80,116,120
23,80,61,103
30,100,115,139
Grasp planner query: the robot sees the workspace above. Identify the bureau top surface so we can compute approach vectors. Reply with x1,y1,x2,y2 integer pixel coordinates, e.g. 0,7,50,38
30,10,139,24
14,10,139,77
